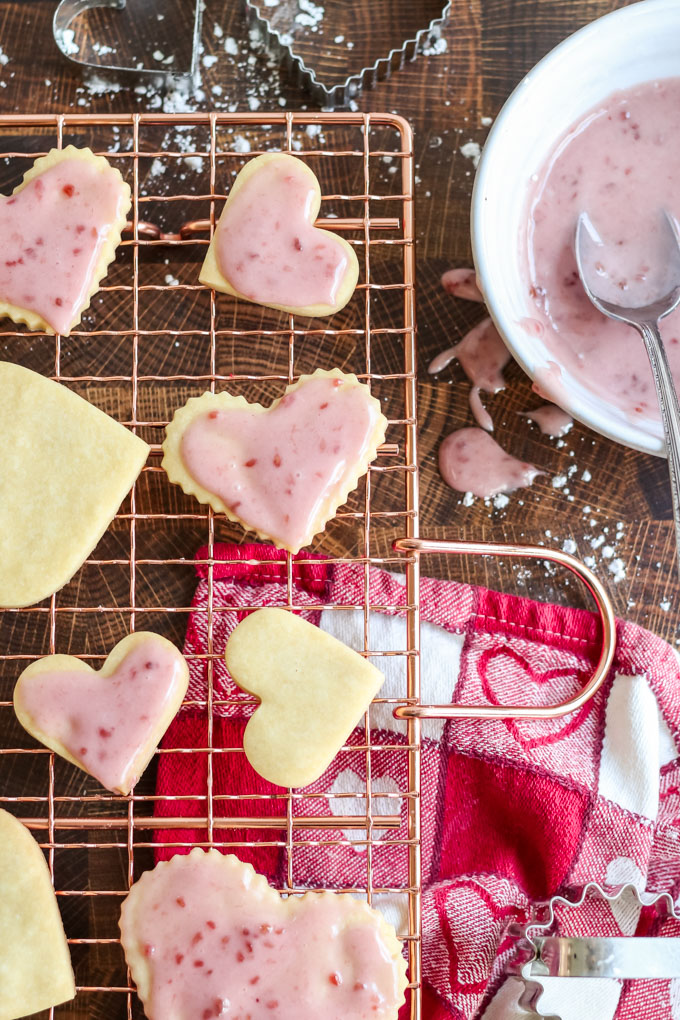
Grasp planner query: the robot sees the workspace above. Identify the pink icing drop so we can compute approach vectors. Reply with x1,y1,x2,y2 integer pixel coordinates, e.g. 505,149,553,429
180,376,381,551
17,639,185,793
0,158,127,333
441,267,484,302
469,386,494,432
439,427,542,498
215,158,350,309
121,852,403,1019
429,317,510,431
521,404,573,437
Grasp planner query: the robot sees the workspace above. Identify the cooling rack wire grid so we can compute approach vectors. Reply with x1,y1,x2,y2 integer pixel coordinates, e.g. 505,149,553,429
0,111,422,1019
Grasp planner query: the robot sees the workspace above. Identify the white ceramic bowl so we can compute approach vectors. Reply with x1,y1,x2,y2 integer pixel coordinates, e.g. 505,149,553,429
471,0,680,456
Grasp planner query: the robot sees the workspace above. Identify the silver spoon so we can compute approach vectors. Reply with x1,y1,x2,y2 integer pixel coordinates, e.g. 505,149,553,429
575,210,680,575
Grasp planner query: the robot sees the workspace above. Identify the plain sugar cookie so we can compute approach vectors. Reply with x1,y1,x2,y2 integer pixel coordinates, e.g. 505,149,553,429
0,362,149,607
0,809,75,1020
225,607,386,787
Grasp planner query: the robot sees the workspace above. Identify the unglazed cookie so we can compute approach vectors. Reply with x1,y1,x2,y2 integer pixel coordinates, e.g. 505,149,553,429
14,633,189,795
119,848,407,1020
199,153,359,317
0,145,130,335
0,809,75,1020
225,608,385,787
162,369,387,553
0,362,149,608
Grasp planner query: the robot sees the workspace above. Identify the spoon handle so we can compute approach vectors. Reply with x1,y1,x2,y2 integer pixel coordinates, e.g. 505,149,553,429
638,320,680,576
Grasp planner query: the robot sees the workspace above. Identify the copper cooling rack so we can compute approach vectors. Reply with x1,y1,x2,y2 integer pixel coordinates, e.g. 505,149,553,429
0,111,616,1020
0,110,422,1020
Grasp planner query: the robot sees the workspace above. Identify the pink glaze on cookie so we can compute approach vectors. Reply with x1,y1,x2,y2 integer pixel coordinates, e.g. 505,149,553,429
121,852,403,1019
17,640,186,793
439,427,542,498
0,159,127,333
215,159,350,309
180,376,382,550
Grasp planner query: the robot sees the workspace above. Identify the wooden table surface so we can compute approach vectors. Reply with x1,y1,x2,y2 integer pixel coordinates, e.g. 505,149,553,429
0,0,671,1016
0,0,667,636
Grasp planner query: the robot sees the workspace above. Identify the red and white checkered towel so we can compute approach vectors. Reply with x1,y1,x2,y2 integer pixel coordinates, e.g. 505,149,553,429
155,543,680,1019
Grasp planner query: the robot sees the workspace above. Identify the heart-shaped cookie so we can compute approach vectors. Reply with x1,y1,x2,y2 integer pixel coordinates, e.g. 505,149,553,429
0,809,75,1020
162,369,387,553
14,632,189,794
0,362,149,607
0,145,130,335
199,153,359,317
119,848,407,1020
225,608,385,787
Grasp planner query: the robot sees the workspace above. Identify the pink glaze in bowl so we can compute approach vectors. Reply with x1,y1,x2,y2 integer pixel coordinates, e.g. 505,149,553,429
471,0,680,456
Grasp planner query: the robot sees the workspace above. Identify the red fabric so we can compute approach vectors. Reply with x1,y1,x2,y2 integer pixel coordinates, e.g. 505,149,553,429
155,543,680,1018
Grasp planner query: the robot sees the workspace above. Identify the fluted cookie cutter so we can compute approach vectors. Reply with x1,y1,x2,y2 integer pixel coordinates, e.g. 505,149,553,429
244,0,452,108
53,0,203,86
512,882,680,1019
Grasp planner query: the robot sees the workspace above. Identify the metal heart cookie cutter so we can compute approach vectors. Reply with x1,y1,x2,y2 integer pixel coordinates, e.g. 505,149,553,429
244,0,452,108
512,882,680,1019
53,0,203,86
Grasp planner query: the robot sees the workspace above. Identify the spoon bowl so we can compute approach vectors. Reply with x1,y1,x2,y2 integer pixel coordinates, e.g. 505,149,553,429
575,210,680,577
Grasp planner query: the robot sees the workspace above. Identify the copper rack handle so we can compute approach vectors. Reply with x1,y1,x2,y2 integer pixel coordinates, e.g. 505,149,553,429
124,216,401,243
392,537,617,721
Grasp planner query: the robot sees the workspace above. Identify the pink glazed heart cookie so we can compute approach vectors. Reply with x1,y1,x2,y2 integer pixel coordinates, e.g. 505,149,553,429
119,849,407,1020
162,369,387,552
14,633,189,795
0,145,130,335
199,153,359,317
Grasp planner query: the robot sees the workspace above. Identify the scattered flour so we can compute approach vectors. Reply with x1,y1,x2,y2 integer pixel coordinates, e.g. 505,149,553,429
296,0,325,30
422,37,447,56
149,158,166,177
56,28,78,56
183,155,204,172
460,140,482,168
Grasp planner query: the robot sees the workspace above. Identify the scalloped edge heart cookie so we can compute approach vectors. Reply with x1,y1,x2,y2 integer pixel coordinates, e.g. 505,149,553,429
161,368,387,553
199,152,359,317
120,849,407,1019
0,145,131,335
